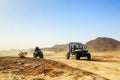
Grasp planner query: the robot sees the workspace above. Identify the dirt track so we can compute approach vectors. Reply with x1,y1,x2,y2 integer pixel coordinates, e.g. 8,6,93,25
46,52,120,80
0,51,120,80
0,57,108,80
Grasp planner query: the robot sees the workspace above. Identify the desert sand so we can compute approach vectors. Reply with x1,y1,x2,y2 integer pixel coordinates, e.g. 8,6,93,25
0,51,120,80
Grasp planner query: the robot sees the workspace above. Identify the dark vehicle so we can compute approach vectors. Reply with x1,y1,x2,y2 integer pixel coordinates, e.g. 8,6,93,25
66,42,91,60
33,47,44,58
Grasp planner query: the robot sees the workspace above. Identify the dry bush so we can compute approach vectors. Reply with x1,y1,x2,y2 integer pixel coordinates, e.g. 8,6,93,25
18,52,28,58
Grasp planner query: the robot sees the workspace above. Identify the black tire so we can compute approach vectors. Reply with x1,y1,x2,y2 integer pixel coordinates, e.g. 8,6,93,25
66,52,70,59
87,53,91,60
33,53,37,58
39,52,44,58
76,52,80,60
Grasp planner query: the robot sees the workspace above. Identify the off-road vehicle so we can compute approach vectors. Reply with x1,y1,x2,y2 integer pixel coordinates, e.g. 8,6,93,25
33,48,43,58
66,42,91,60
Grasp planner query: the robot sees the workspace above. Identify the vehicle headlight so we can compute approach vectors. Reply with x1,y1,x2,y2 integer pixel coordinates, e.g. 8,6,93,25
75,50,78,52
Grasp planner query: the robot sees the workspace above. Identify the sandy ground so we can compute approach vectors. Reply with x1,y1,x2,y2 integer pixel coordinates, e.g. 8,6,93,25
45,51,120,80
0,51,120,80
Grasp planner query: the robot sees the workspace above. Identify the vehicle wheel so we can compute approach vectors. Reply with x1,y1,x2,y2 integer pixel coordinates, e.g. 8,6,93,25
76,52,80,60
39,52,44,58
33,53,37,58
87,53,91,60
66,52,70,59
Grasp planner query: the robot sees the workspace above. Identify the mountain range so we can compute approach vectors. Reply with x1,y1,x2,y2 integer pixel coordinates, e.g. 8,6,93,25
52,37,120,51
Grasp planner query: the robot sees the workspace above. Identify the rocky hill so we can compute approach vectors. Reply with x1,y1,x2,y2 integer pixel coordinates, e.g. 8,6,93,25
52,44,68,49
86,37,120,51
51,37,120,51
1,37,120,53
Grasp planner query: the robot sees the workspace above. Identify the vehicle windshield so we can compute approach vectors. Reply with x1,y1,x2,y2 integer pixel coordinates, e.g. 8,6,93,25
69,43,87,51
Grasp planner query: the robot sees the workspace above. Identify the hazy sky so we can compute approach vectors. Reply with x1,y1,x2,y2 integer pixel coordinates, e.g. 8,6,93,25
0,0,120,50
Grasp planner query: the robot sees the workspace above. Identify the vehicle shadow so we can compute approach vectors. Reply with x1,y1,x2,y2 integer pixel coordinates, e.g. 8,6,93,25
77,59,119,62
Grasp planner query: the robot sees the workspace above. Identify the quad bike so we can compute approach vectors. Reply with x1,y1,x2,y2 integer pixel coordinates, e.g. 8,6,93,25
66,42,91,60
33,50,44,58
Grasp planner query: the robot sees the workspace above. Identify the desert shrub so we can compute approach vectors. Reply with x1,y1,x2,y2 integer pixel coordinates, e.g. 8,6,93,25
18,52,27,58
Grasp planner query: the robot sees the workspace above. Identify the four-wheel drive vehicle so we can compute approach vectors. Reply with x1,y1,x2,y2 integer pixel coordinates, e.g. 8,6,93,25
66,42,91,60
